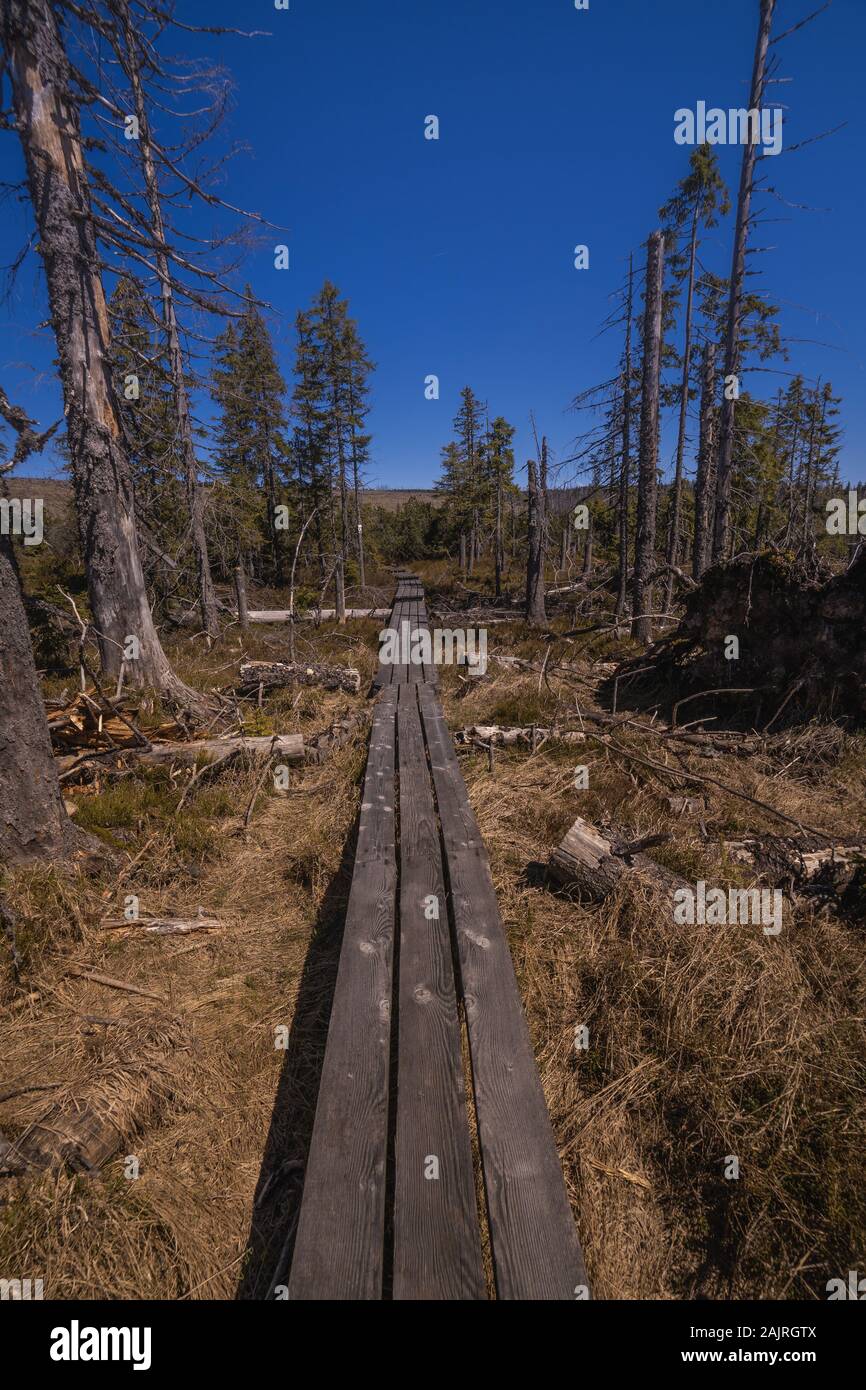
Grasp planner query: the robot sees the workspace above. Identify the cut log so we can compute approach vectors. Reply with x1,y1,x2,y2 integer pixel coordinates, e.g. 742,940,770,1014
548,814,689,903
238,660,361,695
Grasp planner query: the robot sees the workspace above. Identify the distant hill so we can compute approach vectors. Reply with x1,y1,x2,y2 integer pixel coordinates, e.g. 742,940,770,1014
361,487,440,512
6,477,441,516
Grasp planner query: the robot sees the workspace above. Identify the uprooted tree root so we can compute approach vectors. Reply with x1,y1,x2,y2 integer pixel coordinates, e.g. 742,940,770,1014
613,551,866,727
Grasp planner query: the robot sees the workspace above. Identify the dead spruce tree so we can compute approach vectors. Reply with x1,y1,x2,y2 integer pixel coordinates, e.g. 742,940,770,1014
110,0,218,639
631,229,665,642
1,0,202,705
712,0,777,560
617,251,635,620
525,436,548,626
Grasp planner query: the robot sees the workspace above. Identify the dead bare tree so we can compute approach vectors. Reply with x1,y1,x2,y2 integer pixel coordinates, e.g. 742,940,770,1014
616,252,635,621
525,437,548,626
712,0,777,560
632,230,665,642
1,0,204,706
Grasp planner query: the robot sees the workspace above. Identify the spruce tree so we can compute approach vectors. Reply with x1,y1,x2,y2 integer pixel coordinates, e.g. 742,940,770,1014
211,296,290,582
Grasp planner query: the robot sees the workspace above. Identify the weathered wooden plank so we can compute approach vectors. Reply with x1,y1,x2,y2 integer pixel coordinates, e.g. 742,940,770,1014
288,688,398,1300
393,687,486,1300
418,683,589,1301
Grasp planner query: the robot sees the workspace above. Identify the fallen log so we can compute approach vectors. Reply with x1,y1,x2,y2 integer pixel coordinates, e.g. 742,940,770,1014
243,608,388,623
55,733,304,779
99,914,223,937
1,1018,183,1174
456,724,587,748
238,660,361,695
548,814,689,903
722,836,865,883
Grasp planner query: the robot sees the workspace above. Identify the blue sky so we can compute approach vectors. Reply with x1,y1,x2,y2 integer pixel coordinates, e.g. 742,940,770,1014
2,0,864,486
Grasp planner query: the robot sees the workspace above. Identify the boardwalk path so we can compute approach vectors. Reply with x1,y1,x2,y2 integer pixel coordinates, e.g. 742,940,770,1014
287,576,588,1300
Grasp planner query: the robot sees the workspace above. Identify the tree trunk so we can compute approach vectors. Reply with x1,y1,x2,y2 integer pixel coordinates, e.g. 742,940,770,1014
664,200,699,612
712,0,777,560
692,341,717,580
494,480,503,597
525,439,547,625
335,555,346,624
801,387,825,551
616,253,634,621
349,385,366,589
783,382,802,547
3,0,200,705
234,563,250,632
582,512,593,576
632,230,665,642
459,532,467,572
0,532,78,862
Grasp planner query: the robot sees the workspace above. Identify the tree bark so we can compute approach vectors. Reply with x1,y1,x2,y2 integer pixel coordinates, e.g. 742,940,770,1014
712,0,777,560
632,230,665,642
0,531,77,862
692,341,717,580
2,0,200,705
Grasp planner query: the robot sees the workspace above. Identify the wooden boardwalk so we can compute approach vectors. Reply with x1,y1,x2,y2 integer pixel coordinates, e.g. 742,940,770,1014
287,576,588,1300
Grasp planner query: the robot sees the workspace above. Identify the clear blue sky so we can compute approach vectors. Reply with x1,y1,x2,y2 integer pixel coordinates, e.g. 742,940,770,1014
2,0,864,486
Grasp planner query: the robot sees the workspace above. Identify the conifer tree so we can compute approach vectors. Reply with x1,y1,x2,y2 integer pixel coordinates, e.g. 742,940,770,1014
211,297,290,582
452,386,487,573
484,416,516,596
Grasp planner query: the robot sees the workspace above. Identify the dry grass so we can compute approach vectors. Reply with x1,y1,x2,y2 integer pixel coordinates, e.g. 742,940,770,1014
445,643,866,1300
1,665,366,1299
